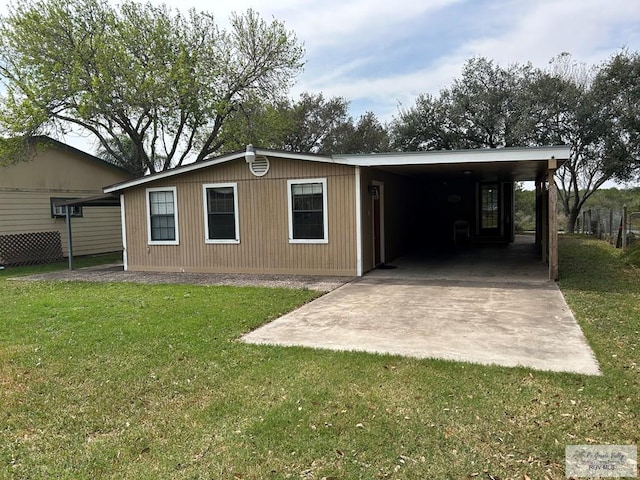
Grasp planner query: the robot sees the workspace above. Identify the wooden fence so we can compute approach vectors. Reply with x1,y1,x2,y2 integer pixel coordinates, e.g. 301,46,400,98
576,206,639,248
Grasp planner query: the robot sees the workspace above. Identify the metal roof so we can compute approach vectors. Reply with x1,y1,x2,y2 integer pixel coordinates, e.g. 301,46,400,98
53,194,121,207
104,145,570,193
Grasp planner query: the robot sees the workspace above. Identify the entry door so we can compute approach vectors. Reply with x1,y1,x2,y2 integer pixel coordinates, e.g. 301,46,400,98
479,183,500,235
371,182,384,266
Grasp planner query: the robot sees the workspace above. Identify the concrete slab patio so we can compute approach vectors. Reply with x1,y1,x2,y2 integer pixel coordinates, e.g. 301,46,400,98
242,237,601,375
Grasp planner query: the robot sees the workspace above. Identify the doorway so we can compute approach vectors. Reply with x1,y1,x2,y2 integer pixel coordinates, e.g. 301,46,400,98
371,181,384,266
479,183,500,236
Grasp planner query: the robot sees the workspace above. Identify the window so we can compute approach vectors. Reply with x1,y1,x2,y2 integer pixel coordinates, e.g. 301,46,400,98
480,184,499,229
146,187,179,245
287,178,328,243
203,183,239,243
51,198,83,218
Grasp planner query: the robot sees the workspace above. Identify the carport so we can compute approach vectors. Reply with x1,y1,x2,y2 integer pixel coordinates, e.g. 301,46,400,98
338,146,568,280
53,194,121,270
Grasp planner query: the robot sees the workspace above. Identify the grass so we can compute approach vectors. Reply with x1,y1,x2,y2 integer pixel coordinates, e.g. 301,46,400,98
621,240,640,268
0,251,122,278
0,237,638,479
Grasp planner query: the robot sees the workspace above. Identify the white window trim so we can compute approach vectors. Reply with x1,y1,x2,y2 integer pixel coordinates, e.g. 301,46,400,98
146,186,179,245
202,182,240,244
287,178,328,244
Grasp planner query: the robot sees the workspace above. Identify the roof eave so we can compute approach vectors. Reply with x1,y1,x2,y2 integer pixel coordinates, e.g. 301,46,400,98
104,145,571,193
104,149,335,193
333,146,571,167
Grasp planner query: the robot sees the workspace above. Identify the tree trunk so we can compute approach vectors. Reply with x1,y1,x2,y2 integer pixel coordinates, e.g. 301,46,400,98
566,208,580,233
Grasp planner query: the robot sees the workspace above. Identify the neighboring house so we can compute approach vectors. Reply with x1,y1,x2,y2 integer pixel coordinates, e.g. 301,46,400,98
0,137,133,266
104,145,569,279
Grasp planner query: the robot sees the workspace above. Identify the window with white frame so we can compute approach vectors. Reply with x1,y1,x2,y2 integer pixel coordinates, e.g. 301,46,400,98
287,178,328,243
146,187,179,245
203,183,239,243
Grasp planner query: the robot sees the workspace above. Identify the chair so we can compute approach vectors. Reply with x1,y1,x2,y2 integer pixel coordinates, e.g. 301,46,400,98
453,220,470,244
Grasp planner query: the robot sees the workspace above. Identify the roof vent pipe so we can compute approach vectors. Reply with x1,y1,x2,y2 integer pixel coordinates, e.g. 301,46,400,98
245,144,256,163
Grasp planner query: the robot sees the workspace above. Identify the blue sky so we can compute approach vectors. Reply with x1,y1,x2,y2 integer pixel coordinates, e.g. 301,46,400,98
1,0,640,145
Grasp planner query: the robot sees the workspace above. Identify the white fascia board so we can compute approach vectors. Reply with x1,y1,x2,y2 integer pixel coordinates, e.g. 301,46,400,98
254,149,335,163
104,149,336,194
104,152,244,193
332,146,571,167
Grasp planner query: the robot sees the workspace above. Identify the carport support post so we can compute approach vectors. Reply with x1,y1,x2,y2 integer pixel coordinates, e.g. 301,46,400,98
65,206,74,271
535,179,542,247
548,158,558,281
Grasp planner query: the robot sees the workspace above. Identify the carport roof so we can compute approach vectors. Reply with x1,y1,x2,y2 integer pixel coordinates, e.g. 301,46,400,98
104,145,569,192
53,194,121,207
335,145,570,181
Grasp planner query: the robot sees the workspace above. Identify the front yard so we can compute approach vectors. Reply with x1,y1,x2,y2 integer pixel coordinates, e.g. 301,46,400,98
0,237,638,479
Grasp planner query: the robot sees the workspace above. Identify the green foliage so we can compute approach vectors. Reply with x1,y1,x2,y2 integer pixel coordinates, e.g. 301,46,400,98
582,187,640,211
220,92,389,154
390,58,538,151
514,184,536,231
621,240,640,267
95,135,147,176
0,136,34,165
0,0,304,172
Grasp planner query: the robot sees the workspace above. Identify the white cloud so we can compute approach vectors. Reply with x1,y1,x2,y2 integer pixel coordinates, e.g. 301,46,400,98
456,0,640,66
295,0,640,120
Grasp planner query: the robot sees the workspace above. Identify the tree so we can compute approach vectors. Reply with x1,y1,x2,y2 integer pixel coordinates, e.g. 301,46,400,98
281,92,353,153
390,58,536,150
215,97,295,153
331,111,390,154
96,136,146,176
218,92,389,155
533,52,640,232
0,0,304,173
514,183,536,232
390,94,459,151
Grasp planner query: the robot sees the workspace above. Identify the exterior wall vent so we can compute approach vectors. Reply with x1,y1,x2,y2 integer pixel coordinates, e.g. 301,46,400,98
249,155,270,177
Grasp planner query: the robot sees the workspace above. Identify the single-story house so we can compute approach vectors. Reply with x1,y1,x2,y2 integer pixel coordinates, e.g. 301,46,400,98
0,136,133,266
104,145,568,280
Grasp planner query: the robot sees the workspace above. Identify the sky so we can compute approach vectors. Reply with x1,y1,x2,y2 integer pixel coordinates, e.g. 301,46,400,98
1,0,640,148
152,0,639,121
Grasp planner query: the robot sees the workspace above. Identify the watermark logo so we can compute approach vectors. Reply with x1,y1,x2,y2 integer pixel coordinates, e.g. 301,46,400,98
566,445,637,478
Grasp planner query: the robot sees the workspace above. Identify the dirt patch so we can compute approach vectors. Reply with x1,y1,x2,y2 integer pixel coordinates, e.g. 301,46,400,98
13,265,353,292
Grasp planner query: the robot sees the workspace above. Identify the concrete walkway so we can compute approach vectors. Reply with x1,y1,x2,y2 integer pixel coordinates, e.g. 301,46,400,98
242,238,601,375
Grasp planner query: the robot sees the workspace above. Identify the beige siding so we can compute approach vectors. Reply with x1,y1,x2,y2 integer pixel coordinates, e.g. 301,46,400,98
1,145,130,191
0,190,124,256
123,156,358,275
0,143,132,256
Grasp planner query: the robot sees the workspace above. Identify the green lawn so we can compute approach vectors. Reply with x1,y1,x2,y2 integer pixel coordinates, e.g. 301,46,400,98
1,237,638,479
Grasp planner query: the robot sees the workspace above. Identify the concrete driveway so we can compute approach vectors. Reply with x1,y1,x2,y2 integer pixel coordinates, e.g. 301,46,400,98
242,238,601,375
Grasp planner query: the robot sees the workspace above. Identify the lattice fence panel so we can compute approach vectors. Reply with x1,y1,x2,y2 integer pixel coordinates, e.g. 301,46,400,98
0,231,64,266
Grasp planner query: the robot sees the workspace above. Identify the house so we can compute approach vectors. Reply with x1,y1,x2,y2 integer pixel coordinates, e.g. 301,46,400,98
104,145,569,280
0,137,133,266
